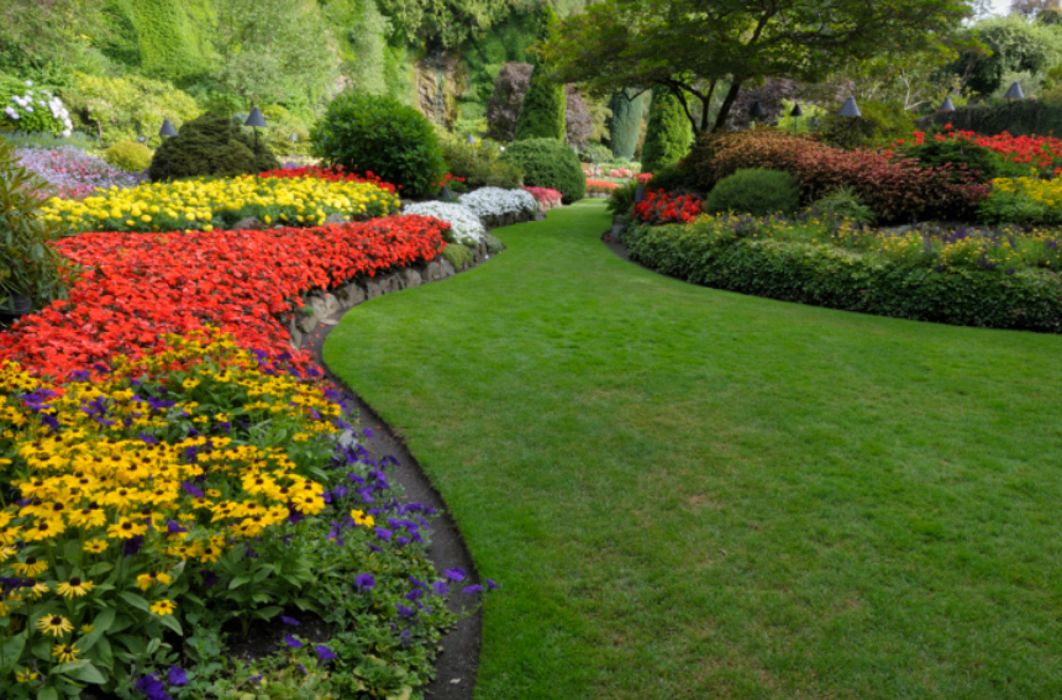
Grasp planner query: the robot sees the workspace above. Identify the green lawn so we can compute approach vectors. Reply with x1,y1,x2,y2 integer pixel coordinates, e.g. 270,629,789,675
324,200,1062,699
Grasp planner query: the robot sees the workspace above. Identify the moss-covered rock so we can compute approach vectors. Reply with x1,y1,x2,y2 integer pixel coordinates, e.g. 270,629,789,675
148,112,280,182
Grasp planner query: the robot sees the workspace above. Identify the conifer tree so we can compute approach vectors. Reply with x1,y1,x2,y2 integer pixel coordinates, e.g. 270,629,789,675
641,88,693,172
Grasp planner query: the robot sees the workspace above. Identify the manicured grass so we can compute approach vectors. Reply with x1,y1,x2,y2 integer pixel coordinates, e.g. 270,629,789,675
324,200,1062,699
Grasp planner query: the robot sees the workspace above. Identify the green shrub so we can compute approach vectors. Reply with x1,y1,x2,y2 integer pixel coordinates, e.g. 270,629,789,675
607,89,647,159
499,138,586,203
817,100,916,150
607,180,639,215
313,91,446,197
641,89,692,174
441,135,523,189
148,111,280,182
812,186,877,224
103,140,154,172
579,142,613,164
704,168,800,216
483,231,505,254
0,140,68,310
647,164,695,192
260,104,313,157
902,138,1017,183
918,100,1062,138
513,64,566,141
627,218,1062,334
443,242,474,270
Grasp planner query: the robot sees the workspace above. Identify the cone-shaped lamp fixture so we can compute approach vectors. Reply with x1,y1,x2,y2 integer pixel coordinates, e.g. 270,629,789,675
749,100,768,119
1003,81,1025,100
789,103,804,118
289,132,298,142
245,107,268,128
838,96,862,118
466,134,476,144
159,119,178,137
938,96,956,112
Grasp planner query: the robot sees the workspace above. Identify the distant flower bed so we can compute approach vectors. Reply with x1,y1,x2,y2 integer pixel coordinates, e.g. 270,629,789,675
402,201,483,245
459,187,537,217
260,164,398,194
586,179,621,193
40,174,400,235
17,146,137,199
890,126,1062,174
523,185,562,206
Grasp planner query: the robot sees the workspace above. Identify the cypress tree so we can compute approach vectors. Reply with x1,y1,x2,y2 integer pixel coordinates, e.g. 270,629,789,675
607,89,647,160
641,88,693,173
513,64,567,140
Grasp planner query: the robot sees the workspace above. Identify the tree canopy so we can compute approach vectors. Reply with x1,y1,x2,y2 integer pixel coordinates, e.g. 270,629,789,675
541,0,974,132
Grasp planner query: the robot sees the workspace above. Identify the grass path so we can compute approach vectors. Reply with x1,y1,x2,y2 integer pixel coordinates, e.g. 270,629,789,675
324,200,1062,699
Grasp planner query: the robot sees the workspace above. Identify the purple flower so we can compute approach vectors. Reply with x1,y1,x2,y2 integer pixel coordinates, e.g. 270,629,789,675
315,645,338,661
486,579,500,590
166,520,188,536
463,584,485,594
355,573,375,590
297,661,309,676
444,568,466,582
135,673,173,700
284,634,303,648
167,666,188,686
249,674,263,686
123,535,144,557
281,616,300,626
432,581,448,596
375,528,392,541
396,604,415,619
180,481,204,499
199,569,217,588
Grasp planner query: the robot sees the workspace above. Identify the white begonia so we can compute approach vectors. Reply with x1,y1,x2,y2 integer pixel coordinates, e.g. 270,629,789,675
458,187,537,218
403,201,485,245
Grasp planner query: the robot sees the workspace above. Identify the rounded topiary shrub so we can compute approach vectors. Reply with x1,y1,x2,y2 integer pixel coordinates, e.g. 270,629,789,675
312,91,446,197
103,141,153,173
499,138,586,203
148,112,279,182
704,168,800,216
903,138,1014,183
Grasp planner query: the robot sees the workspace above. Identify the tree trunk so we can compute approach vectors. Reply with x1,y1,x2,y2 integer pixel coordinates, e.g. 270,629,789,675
711,80,744,133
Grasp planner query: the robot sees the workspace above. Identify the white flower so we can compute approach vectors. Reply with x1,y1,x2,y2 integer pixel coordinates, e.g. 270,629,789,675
4,106,19,120
403,201,485,245
24,80,32,87
459,187,537,218
24,105,33,113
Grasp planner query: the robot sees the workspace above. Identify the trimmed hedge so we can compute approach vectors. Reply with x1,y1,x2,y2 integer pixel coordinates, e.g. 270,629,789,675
148,111,280,181
641,89,692,174
625,221,1062,333
499,138,585,203
704,168,800,216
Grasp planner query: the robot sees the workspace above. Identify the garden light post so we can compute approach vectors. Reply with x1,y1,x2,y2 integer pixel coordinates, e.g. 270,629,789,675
837,97,861,118
159,118,177,181
749,100,767,126
938,96,956,112
1003,82,1025,100
466,134,475,145
789,103,803,133
245,107,268,179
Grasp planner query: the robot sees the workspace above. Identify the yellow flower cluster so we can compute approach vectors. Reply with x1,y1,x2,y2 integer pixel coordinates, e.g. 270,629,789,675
39,175,401,235
990,174,1062,208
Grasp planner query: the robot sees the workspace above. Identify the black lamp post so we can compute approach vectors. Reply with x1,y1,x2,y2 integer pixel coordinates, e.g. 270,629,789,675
1003,81,1025,100
789,103,803,133
938,96,956,112
245,106,268,178
749,100,767,125
838,97,862,118
159,118,177,181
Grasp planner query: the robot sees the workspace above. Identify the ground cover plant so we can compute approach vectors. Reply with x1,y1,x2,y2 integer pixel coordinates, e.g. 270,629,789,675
325,200,1062,699
402,201,485,246
458,187,537,218
15,147,137,201
39,174,400,235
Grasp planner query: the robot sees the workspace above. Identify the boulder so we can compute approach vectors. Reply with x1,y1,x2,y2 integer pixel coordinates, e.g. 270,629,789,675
337,282,366,309
310,293,340,319
324,213,348,226
400,268,423,288
423,260,444,282
365,278,384,299
233,217,264,230
441,258,456,277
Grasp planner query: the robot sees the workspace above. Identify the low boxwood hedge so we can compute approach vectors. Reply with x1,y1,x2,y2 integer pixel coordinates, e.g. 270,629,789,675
625,222,1062,333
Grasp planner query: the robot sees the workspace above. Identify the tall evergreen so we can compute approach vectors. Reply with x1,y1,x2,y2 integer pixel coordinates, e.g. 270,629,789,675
641,88,693,173
513,5,566,141
607,89,647,159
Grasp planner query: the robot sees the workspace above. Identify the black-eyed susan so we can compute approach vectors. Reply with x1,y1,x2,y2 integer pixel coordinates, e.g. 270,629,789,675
37,614,74,637
84,538,109,554
107,516,147,539
136,570,172,591
12,556,48,577
22,518,64,542
28,579,50,599
56,577,94,599
149,599,176,616
52,642,81,663
15,668,39,683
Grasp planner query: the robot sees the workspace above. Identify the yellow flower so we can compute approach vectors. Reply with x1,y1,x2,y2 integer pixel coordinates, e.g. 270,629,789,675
15,668,38,683
136,570,173,591
84,538,109,554
12,556,48,577
37,614,74,637
107,517,148,539
150,599,176,616
52,642,81,663
56,577,94,599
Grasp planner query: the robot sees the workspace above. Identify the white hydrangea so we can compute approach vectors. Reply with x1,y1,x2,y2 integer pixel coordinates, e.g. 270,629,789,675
458,187,537,218
4,106,18,120
403,201,485,245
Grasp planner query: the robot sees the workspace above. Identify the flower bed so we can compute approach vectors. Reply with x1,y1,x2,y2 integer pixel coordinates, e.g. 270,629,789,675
17,146,137,200
891,126,1062,175
624,212,1062,333
402,201,484,245
260,164,398,194
633,190,703,225
458,187,537,218
981,174,1062,224
0,217,446,380
522,186,562,208
586,179,621,194
40,176,400,235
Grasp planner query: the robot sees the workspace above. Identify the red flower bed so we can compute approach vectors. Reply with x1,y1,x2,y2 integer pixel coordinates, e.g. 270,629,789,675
889,126,1062,173
257,164,398,193
634,190,703,224
0,216,447,379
